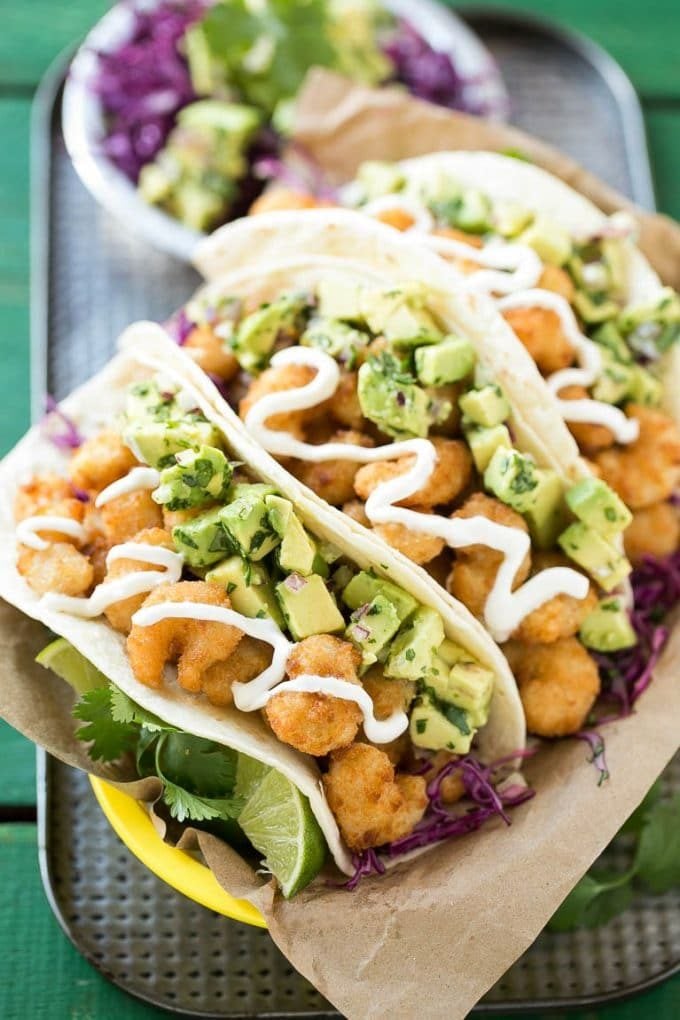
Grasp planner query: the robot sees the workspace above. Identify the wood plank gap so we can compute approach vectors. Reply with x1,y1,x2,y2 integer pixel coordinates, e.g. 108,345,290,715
0,805,37,822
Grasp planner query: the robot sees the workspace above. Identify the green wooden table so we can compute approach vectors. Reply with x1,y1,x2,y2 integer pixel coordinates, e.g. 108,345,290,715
1,1,679,1016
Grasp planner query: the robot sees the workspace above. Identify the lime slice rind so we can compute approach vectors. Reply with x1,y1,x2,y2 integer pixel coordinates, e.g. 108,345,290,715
36,638,108,695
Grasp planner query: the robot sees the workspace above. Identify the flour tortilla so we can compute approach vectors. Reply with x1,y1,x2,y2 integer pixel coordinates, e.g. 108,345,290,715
0,326,526,875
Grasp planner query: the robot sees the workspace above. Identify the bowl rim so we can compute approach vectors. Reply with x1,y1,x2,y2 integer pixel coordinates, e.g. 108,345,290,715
89,775,267,927
61,0,509,263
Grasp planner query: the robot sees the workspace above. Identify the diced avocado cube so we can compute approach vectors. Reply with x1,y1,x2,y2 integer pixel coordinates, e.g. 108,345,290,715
454,189,493,234
519,216,572,266
484,447,540,514
265,495,316,575
172,507,236,569
342,571,417,623
315,539,343,566
409,694,474,753
332,564,355,593
557,522,632,591
275,574,345,641
316,278,364,322
459,384,510,428
232,294,308,373
566,478,632,538
172,182,226,233
579,597,637,652
414,335,476,386
384,607,444,682
153,445,232,511
206,556,284,627
357,355,432,439
628,365,663,407
573,290,619,325
465,423,512,472
356,160,405,200
138,162,173,204
427,657,494,729
591,321,633,364
361,286,442,347
125,380,176,422
591,349,635,404
618,287,680,347
523,470,569,549
345,595,401,671
219,486,280,561
177,100,261,139
437,639,469,667
126,419,222,469
301,317,368,368
493,201,533,238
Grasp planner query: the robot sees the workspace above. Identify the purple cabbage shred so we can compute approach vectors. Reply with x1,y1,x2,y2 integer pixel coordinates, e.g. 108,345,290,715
164,307,195,345
573,730,610,786
42,396,85,451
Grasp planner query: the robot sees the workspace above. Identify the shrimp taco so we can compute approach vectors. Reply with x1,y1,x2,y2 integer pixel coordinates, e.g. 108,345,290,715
164,211,666,755
0,323,532,894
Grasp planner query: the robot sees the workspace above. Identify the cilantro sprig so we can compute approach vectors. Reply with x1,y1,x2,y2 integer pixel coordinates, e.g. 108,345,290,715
549,783,680,931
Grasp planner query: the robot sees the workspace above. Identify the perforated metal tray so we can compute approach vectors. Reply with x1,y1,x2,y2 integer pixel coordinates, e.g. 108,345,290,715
33,9,678,1016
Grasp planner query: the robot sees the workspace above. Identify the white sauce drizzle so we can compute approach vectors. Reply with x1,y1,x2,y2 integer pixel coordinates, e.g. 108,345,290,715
244,348,589,642
41,542,183,617
361,195,435,233
131,602,408,743
16,515,87,551
95,467,161,508
424,234,544,295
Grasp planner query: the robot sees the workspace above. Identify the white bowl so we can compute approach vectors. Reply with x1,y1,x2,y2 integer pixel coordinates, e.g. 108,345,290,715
62,0,508,262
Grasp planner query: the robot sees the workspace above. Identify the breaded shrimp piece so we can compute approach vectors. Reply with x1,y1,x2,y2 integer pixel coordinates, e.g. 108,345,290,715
329,372,366,431
14,473,79,521
624,501,680,565
502,305,574,376
363,665,415,720
201,637,273,707
354,438,472,508
446,493,530,618
595,404,680,509
265,635,363,756
17,543,94,597
559,385,616,451
342,500,370,527
504,637,600,738
292,430,374,506
420,751,466,805
433,227,484,274
374,207,416,231
101,489,163,547
512,552,597,644
127,581,243,693
323,743,427,851
103,528,176,634
249,187,323,215
68,429,137,494
537,264,575,303
184,324,239,381
374,512,445,565
15,494,87,547
239,363,324,437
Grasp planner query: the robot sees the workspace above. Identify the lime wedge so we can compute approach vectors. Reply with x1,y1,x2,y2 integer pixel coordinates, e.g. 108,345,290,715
238,768,327,898
234,753,271,801
36,638,108,696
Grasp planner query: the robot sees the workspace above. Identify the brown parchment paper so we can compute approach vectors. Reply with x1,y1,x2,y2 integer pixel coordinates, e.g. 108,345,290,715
3,71,680,1019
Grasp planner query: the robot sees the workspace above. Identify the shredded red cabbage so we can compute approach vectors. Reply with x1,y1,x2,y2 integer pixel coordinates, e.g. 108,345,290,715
42,396,85,451
573,730,610,786
92,0,206,181
164,308,194,344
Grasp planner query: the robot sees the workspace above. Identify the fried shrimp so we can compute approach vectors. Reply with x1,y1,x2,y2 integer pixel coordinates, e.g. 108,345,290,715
446,493,530,618
68,429,137,494
362,666,415,720
323,743,428,851
559,385,616,451
342,500,370,527
201,637,273,707
354,437,472,508
17,543,94,597
537,264,575,302
374,207,416,231
502,305,574,376
101,489,163,546
127,581,243,693
103,528,176,634
504,637,600,737
374,512,446,565
265,635,363,756
512,552,597,644
595,404,680,509
624,501,680,565
292,431,374,506
184,324,239,380
249,187,322,215
14,473,80,522
239,363,324,437
328,372,366,431
14,489,87,547
420,751,465,804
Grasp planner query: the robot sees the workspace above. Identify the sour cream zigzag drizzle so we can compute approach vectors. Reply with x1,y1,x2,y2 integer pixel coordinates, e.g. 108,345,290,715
130,602,407,742
41,542,183,617
244,348,589,643
424,235,544,295
95,467,161,508
16,516,87,551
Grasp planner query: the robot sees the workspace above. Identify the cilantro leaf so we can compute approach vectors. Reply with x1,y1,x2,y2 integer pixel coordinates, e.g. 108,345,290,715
157,732,238,798
634,793,680,893
73,687,138,762
620,780,661,835
109,686,173,733
162,781,244,824
548,868,634,933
